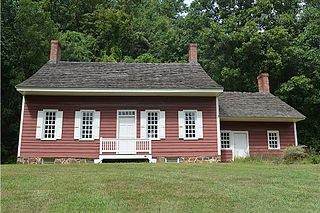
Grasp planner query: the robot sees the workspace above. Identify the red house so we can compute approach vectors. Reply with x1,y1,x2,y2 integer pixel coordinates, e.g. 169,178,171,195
15,41,305,164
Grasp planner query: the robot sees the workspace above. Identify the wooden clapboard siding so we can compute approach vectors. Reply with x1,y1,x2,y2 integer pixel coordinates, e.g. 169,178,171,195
20,96,218,158
221,150,232,162
221,121,295,156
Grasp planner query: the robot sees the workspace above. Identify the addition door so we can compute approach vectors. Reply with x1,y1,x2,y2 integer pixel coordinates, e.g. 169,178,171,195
233,132,249,158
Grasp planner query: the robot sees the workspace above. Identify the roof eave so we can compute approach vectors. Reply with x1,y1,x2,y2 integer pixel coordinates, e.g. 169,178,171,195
16,87,224,97
220,116,305,122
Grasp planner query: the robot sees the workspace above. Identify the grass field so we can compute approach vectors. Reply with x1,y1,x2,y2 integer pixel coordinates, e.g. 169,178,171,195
2,162,320,213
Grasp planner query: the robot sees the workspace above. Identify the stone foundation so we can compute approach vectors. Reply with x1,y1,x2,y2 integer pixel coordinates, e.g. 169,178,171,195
16,157,94,164
179,156,220,163
16,157,43,164
157,157,166,163
157,156,221,163
17,156,221,164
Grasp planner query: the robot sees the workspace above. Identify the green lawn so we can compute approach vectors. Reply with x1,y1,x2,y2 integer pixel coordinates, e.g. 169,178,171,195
1,162,320,213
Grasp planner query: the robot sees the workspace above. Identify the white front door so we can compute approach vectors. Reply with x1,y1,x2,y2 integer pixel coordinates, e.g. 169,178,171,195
118,116,136,139
233,132,249,158
117,112,136,154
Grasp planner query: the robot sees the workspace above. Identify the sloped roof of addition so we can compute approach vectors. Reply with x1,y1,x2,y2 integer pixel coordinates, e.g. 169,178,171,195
219,92,305,121
16,61,222,89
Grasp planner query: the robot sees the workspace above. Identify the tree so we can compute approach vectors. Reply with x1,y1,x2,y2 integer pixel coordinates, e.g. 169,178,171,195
59,31,97,61
1,0,58,163
189,0,320,151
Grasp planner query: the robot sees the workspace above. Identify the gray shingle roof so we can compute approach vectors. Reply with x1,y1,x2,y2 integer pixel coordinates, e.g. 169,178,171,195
16,61,222,89
219,92,305,119
16,61,304,120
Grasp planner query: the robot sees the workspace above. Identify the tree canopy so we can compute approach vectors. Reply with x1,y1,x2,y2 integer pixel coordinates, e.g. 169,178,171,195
2,0,319,163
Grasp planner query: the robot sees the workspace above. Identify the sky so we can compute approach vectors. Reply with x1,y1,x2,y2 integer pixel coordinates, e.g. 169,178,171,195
184,0,194,6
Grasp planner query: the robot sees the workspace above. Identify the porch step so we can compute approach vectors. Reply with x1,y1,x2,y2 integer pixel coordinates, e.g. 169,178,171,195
94,154,155,163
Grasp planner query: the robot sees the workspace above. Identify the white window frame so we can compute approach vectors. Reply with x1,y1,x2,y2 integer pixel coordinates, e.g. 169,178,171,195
294,122,298,146
216,97,221,155
183,110,198,140
116,110,137,139
79,110,95,141
220,131,232,150
267,130,280,150
41,109,58,141
145,110,161,140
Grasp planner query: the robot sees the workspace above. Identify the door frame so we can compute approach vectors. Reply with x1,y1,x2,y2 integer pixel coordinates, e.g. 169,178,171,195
232,131,249,160
116,110,137,139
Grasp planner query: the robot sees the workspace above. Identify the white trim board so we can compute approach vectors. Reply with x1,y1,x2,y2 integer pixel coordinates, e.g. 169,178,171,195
216,97,221,155
16,87,224,97
294,122,298,146
17,96,25,157
220,116,304,122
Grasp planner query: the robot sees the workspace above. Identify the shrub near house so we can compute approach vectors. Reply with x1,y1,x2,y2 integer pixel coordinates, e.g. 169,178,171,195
15,42,305,164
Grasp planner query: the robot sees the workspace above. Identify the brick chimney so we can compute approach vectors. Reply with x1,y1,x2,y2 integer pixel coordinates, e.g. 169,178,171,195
257,73,270,93
189,43,198,63
49,40,61,63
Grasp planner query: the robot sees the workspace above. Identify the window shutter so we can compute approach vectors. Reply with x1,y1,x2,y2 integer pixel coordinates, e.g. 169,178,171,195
159,111,166,139
36,111,44,139
56,111,63,139
74,111,81,139
93,111,100,139
196,111,203,139
178,111,184,139
140,111,147,139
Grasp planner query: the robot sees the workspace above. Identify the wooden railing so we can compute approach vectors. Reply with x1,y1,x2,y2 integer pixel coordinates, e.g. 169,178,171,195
100,138,152,154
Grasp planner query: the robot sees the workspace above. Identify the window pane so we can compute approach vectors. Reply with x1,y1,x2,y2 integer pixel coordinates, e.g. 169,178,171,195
81,111,94,139
44,111,56,139
221,132,230,149
119,111,135,116
268,132,279,149
147,112,159,139
185,112,196,138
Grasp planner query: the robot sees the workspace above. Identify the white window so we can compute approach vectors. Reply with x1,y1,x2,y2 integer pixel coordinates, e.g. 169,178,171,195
140,110,165,140
267,130,280,149
81,111,94,139
147,111,159,139
178,110,203,140
36,109,63,140
74,110,100,140
118,111,135,116
43,111,56,139
221,131,231,149
185,111,196,139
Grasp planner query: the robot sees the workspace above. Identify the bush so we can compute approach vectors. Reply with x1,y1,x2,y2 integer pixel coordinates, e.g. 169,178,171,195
310,155,320,164
283,145,309,163
233,155,280,163
232,146,318,165
310,149,320,164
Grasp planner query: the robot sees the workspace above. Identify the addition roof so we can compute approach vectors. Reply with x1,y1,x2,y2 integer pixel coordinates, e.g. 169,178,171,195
219,92,305,121
16,61,222,89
